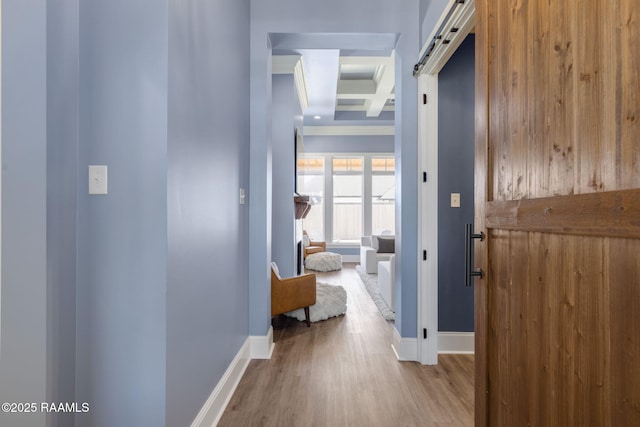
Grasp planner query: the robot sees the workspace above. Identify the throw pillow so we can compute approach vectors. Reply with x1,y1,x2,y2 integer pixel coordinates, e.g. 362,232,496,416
302,235,310,247
377,236,395,253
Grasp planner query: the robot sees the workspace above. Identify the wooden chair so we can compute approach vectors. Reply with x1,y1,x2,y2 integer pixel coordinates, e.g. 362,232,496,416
271,262,316,327
303,231,326,259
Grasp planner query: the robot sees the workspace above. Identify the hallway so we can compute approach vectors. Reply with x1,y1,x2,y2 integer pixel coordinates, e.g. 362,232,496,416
219,264,473,426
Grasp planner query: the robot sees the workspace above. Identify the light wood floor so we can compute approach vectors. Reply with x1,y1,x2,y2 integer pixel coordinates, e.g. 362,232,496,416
218,264,474,427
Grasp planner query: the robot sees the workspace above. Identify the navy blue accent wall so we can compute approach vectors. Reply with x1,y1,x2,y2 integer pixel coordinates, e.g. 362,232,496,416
438,35,475,332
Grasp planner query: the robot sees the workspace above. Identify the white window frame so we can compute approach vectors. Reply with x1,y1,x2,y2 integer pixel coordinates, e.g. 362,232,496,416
370,156,396,235
299,153,395,246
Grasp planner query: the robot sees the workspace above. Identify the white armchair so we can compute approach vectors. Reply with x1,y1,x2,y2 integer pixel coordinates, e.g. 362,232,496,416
378,255,395,311
360,236,394,274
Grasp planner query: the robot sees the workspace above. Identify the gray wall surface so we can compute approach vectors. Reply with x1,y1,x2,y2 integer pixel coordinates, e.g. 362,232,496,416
419,0,449,47
303,135,394,154
46,0,80,426
437,35,475,332
249,0,419,338
1,0,251,426
0,1,48,426
76,0,169,425
165,1,250,426
272,74,299,278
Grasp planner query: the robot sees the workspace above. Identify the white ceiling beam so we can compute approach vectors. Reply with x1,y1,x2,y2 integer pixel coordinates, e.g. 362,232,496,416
366,59,395,117
335,105,394,112
272,55,301,74
293,58,309,112
272,55,309,113
304,125,394,136
336,94,396,101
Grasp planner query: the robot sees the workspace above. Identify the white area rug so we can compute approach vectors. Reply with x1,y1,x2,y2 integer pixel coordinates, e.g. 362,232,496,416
355,265,395,321
285,282,347,323
305,252,342,272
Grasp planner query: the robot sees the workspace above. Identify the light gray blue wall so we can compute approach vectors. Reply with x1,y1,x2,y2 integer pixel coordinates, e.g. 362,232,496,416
46,1,79,426
76,0,168,425
272,74,299,278
303,135,394,153
0,1,48,426
166,1,250,425
250,0,419,338
419,0,449,47
437,35,475,333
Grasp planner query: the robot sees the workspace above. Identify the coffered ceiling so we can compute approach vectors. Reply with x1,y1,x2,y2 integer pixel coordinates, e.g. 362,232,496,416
272,50,395,135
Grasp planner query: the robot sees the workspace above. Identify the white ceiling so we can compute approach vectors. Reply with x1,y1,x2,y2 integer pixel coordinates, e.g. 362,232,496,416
272,50,395,132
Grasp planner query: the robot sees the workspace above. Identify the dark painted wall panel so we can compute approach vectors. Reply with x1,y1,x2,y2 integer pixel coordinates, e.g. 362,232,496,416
438,35,475,332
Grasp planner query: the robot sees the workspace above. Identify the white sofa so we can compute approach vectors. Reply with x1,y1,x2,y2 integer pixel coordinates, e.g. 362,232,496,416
360,236,394,274
378,255,395,311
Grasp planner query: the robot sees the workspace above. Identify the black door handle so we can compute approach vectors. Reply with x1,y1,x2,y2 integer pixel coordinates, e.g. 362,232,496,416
465,223,484,287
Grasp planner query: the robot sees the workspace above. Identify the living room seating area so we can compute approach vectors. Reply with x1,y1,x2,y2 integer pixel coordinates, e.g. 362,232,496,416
360,235,395,274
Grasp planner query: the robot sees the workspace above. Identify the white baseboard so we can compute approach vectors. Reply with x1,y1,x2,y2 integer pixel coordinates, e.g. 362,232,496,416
250,326,274,359
391,327,418,361
438,332,474,354
190,338,251,427
190,328,275,427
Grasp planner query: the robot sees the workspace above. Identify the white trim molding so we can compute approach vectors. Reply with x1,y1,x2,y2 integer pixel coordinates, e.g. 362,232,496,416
272,55,309,113
437,332,475,354
415,0,476,76
391,328,418,362
250,326,275,359
303,125,394,136
190,339,251,427
417,73,439,366
339,255,359,263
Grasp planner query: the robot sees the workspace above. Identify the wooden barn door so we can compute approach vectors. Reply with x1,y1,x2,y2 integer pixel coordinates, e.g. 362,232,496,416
474,1,640,425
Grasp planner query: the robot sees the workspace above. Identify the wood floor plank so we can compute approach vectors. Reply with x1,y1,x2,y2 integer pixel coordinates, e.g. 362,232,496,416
218,264,474,427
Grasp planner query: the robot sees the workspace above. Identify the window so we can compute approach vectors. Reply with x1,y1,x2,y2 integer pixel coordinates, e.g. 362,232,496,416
297,154,395,245
332,157,363,242
371,157,395,234
297,157,324,241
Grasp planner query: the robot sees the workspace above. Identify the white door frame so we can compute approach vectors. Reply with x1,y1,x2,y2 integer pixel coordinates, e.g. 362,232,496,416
416,0,476,365
417,74,439,365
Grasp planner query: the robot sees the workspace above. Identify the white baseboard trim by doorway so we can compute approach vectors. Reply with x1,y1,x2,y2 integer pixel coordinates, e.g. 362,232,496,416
190,338,251,427
191,327,274,427
438,332,474,354
250,326,275,359
391,328,418,361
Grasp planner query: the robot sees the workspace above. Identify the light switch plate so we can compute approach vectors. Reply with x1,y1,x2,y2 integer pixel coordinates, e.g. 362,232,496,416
89,165,108,195
451,193,460,208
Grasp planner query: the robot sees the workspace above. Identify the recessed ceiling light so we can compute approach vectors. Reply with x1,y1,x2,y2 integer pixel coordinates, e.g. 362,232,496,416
313,115,321,120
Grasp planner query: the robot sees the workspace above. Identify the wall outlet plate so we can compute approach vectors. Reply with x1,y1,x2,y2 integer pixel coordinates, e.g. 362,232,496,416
451,193,460,208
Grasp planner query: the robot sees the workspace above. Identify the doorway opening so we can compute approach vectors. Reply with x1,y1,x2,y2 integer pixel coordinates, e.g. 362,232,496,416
416,1,476,364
